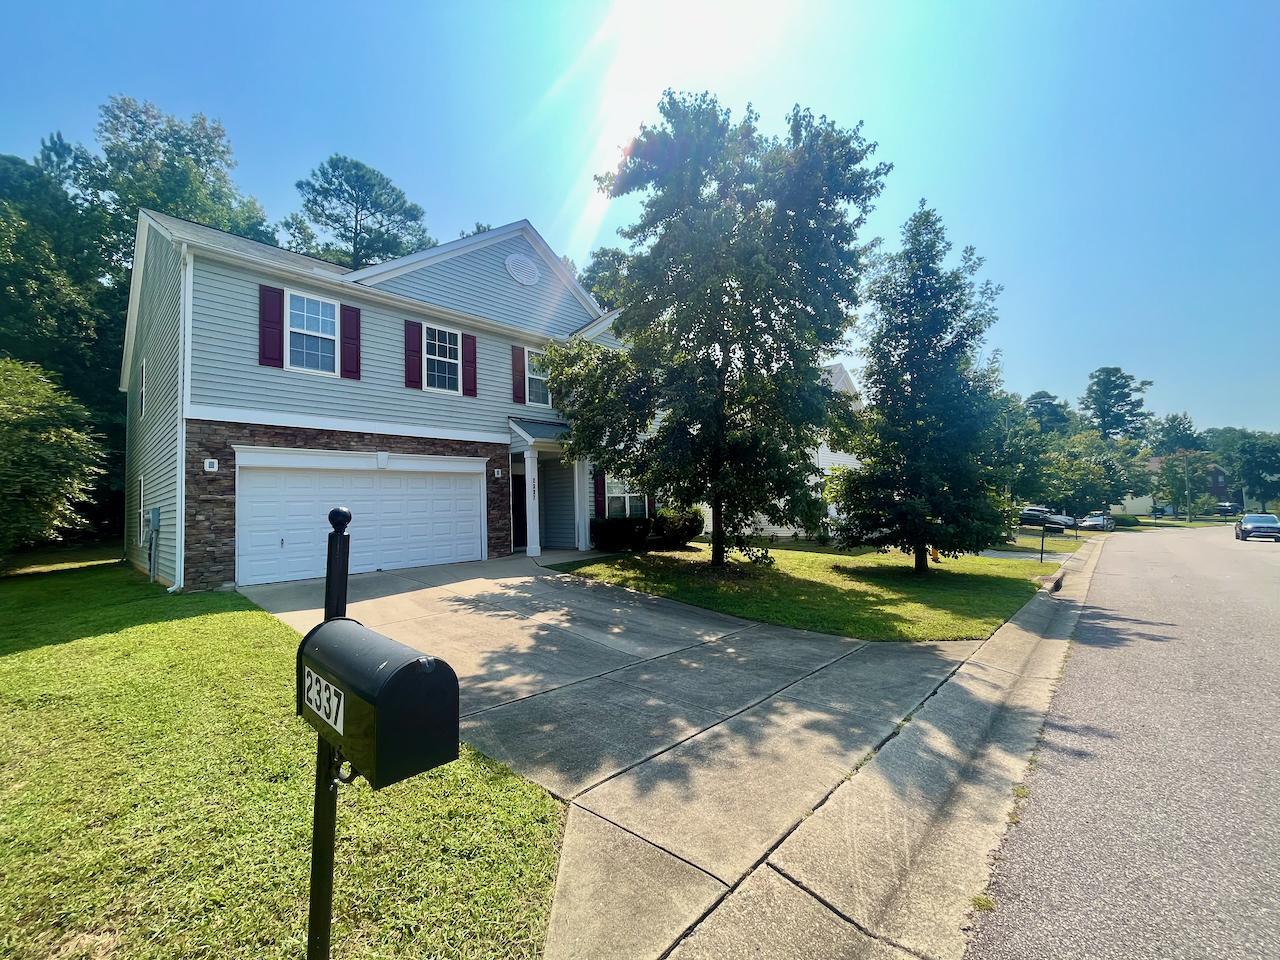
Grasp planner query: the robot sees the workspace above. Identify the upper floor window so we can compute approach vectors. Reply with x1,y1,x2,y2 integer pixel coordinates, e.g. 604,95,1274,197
287,291,338,375
425,325,461,393
527,350,550,406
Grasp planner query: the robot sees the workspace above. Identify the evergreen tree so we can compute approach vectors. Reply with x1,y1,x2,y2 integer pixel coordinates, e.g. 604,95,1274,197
827,203,1009,574
1080,366,1152,440
285,155,435,269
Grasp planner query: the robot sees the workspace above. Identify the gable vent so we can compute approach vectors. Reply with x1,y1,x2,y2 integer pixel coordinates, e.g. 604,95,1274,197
505,253,541,286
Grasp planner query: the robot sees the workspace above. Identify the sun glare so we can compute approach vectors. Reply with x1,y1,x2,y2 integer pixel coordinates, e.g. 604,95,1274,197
551,0,793,257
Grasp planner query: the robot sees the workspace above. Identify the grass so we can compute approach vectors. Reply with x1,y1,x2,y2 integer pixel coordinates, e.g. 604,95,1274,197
0,564,561,960
2,539,123,576
555,542,1056,642
971,893,997,912
997,531,1099,555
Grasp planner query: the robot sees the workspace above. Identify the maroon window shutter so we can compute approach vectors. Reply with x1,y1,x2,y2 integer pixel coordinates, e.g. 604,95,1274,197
462,333,477,397
511,345,526,403
647,494,657,517
404,320,422,389
594,471,606,517
258,285,284,367
340,305,361,380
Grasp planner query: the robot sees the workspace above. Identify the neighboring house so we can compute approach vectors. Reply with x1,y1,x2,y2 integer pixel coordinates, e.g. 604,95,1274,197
747,362,862,539
122,211,630,589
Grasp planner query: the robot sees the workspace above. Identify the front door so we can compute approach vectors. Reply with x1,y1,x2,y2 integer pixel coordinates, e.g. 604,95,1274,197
511,473,527,550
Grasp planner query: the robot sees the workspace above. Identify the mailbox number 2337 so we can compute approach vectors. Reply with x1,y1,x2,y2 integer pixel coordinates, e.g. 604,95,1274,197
303,666,345,736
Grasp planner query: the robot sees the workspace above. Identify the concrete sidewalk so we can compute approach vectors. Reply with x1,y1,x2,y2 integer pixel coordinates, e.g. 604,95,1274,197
546,538,1105,960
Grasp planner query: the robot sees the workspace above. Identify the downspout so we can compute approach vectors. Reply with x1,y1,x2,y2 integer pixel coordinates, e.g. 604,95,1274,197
169,242,191,592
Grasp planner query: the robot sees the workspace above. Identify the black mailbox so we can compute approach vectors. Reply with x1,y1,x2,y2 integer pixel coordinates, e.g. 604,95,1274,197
296,617,459,790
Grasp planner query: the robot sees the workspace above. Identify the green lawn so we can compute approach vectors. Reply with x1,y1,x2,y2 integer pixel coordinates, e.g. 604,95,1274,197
0,563,561,960
2,539,123,576
997,530,1101,554
555,542,1057,642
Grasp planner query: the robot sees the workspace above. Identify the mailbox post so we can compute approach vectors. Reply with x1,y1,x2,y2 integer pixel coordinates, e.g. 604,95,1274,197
297,508,460,960
307,507,351,960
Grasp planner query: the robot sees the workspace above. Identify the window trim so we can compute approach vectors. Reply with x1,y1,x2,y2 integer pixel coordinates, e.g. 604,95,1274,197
526,348,551,407
604,476,648,519
138,357,146,418
422,322,463,396
283,288,341,378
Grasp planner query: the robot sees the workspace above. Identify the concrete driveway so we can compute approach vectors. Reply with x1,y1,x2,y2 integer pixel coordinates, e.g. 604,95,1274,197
243,555,984,959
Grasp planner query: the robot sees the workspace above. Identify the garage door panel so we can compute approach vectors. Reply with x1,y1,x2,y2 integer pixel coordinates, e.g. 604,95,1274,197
236,465,484,586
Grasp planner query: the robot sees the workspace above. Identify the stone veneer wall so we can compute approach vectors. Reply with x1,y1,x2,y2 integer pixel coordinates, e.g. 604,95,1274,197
184,419,511,590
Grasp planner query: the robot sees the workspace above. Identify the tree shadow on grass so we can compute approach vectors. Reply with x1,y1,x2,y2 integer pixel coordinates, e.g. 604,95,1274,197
0,563,250,657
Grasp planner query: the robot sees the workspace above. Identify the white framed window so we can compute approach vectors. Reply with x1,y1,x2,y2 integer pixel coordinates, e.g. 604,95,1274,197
138,358,146,418
605,476,648,518
286,290,339,376
527,349,550,406
424,324,461,393
137,476,145,544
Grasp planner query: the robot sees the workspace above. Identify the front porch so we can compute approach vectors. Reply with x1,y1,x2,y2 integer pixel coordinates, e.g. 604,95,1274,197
509,417,593,557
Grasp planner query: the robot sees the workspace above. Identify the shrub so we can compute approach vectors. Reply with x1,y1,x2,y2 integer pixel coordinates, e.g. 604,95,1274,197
653,506,704,548
590,517,653,552
1112,514,1140,527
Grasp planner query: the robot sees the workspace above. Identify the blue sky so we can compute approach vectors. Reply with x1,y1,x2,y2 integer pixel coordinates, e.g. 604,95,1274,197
3,1,1277,429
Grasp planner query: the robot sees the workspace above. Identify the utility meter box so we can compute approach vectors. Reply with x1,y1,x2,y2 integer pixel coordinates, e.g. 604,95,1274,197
296,618,459,789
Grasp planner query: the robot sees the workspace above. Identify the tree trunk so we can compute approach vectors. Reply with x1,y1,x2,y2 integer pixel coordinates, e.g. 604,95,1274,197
913,543,929,575
710,496,727,567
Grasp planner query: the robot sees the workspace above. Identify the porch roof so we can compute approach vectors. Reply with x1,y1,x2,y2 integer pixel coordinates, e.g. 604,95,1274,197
510,417,570,446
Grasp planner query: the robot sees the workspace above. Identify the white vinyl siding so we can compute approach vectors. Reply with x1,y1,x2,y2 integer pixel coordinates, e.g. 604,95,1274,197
124,229,183,583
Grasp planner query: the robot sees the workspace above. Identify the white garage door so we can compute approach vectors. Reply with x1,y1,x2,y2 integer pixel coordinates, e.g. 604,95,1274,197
236,468,484,586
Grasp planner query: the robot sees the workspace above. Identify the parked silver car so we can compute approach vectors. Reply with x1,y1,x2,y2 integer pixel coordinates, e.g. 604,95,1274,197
1078,511,1116,531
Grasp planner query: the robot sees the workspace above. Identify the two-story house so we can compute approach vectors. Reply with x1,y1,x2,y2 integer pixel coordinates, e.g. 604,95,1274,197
121,210,635,589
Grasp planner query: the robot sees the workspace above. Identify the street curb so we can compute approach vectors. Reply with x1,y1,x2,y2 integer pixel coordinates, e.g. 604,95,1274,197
1036,533,1108,593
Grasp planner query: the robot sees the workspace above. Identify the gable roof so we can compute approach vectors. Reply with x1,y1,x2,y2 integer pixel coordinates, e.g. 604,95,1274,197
571,307,622,341
343,220,603,319
141,209,351,276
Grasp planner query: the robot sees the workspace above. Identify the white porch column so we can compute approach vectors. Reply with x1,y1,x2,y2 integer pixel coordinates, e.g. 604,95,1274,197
524,449,541,557
573,459,592,551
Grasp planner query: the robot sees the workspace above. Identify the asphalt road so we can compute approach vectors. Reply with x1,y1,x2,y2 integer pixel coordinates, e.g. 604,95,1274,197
967,525,1280,960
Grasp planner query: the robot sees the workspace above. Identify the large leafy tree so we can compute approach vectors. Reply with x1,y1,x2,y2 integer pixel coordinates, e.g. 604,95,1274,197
1202,426,1255,502
544,92,890,566
0,158,102,382
10,97,273,536
579,246,629,310
1156,449,1213,516
283,155,435,269
40,97,273,279
827,203,1009,574
1080,366,1152,440
1238,434,1280,510
992,391,1047,503
0,360,103,560
1043,430,1147,515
